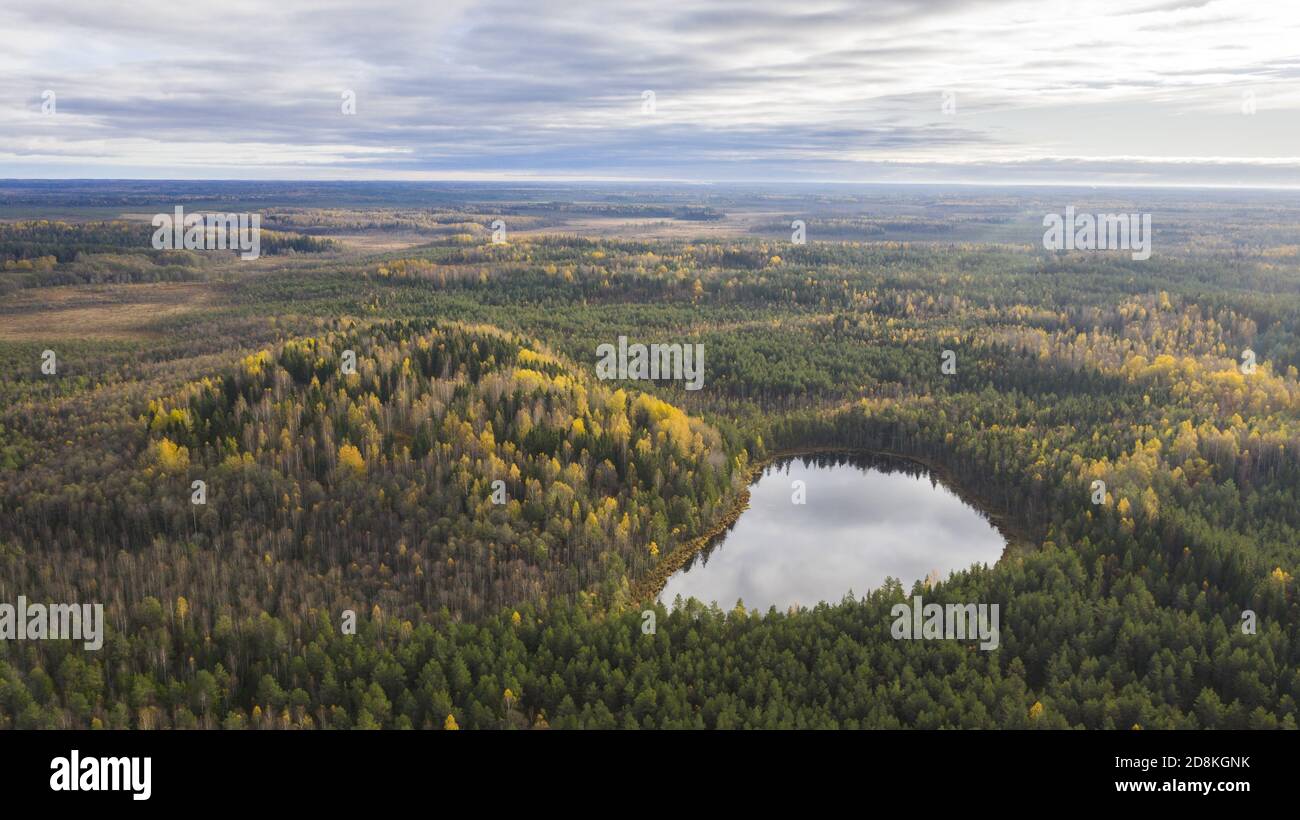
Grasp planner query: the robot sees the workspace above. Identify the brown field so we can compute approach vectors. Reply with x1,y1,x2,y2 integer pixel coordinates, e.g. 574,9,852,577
513,212,779,240
0,282,216,341
327,232,437,252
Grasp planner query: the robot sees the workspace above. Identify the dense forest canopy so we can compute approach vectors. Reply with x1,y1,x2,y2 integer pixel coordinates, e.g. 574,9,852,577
1,185,1298,729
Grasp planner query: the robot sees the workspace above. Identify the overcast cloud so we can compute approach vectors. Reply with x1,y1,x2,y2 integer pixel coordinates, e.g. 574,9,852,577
2,0,1298,185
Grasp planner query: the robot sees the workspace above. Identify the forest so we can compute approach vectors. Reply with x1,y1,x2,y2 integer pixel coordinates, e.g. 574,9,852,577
0,183,1298,729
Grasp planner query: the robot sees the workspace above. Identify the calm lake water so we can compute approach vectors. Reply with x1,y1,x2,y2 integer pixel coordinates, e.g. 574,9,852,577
658,453,1007,611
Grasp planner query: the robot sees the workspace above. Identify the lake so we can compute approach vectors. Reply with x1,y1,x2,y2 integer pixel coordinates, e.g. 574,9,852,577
658,452,1007,611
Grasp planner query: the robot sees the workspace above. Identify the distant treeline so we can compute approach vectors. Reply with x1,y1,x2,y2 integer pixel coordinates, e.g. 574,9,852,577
0,221,337,288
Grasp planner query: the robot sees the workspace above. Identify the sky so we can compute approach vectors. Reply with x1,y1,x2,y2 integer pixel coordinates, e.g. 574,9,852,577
2,0,1299,186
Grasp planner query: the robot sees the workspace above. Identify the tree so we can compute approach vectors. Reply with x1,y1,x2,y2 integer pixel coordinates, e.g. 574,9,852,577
337,443,366,476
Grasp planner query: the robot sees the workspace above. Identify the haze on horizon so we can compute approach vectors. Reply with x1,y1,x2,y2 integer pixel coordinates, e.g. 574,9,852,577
2,0,1299,187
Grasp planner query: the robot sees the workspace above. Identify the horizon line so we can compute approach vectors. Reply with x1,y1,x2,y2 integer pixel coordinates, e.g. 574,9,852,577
4,177,1300,193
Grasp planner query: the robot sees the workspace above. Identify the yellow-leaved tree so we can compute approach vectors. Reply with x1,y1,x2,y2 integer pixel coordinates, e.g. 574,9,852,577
337,443,366,476
154,437,189,473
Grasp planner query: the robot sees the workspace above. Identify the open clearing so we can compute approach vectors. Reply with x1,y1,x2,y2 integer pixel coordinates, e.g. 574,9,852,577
0,282,216,341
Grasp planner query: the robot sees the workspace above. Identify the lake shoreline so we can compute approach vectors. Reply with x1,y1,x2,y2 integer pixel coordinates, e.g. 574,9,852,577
633,445,1036,606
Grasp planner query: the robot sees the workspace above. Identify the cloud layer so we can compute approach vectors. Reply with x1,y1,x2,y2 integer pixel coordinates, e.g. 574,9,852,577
2,0,1299,185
